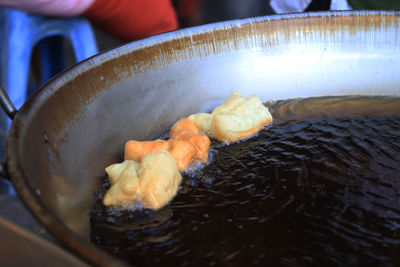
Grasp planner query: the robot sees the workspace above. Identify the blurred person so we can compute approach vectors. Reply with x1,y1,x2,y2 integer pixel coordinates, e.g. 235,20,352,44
175,0,203,27
270,0,351,13
0,0,178,41
175,0,275,27
270,0,400,13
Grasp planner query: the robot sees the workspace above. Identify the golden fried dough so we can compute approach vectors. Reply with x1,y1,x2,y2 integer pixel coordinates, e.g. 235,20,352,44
103,150,182,210
124,118,210,171
189,92,273,143
137,150,182,209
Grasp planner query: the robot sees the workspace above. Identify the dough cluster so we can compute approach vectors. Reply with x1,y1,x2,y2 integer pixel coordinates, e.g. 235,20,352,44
103,150,182,210
189,92,273,143
102,92,273,210
103,118,209,210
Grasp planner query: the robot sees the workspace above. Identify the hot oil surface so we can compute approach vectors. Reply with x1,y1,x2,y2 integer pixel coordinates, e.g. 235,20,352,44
91,96,400,266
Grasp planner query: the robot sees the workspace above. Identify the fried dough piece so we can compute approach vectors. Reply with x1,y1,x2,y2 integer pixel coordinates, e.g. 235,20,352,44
138,150,182,209
188,113,213,135
213,94,273,142
212,92,246,116
187,134,210,160
170,117,199,139
125,139,169,162
103,150,182,210
189,92,273,143
105,159,139,184
170,118,210,163
124,118,210,171
168,140,197,170
103,160,141,206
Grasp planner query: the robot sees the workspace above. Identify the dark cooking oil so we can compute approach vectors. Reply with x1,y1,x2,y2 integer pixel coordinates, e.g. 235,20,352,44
90,96,400,266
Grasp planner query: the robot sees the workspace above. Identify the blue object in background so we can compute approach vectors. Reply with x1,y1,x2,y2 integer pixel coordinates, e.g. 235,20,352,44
0,8,99,161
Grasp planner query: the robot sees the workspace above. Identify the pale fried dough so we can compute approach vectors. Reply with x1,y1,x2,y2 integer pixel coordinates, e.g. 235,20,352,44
103,150,182,210
189,92,273,143
188,113,213,135
103,160,141,206
105,160,139,184
138,150,182,209
213,95,273,142
212,92,245,116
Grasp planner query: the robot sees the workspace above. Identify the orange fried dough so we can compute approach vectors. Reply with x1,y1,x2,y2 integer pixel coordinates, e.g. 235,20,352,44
125,139,169,162
124,118,210,171
170,117,199,139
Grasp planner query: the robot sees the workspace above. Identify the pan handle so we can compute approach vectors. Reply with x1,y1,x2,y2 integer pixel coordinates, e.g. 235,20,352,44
0,83,17,120
0,83,16,180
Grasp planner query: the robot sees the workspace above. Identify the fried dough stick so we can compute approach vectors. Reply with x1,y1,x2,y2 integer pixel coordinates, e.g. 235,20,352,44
124,118,210,171
189,92,273,143
103,92,271,210
103,150,182,210
104,119,208,209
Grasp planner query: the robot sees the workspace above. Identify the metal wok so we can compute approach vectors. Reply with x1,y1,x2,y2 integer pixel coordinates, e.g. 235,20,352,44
2,10,400,266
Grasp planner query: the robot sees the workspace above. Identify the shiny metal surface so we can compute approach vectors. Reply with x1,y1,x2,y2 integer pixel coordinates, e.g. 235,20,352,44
4,10,400,265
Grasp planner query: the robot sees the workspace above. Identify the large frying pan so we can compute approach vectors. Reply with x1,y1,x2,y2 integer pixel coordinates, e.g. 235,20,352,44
1,10,400,266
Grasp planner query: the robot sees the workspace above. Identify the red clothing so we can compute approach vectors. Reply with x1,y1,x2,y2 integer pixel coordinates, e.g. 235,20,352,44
177,0,202,18
83,0,178,41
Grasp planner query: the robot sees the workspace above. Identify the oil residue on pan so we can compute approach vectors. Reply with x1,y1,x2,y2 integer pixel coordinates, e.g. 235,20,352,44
90,96,400,266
